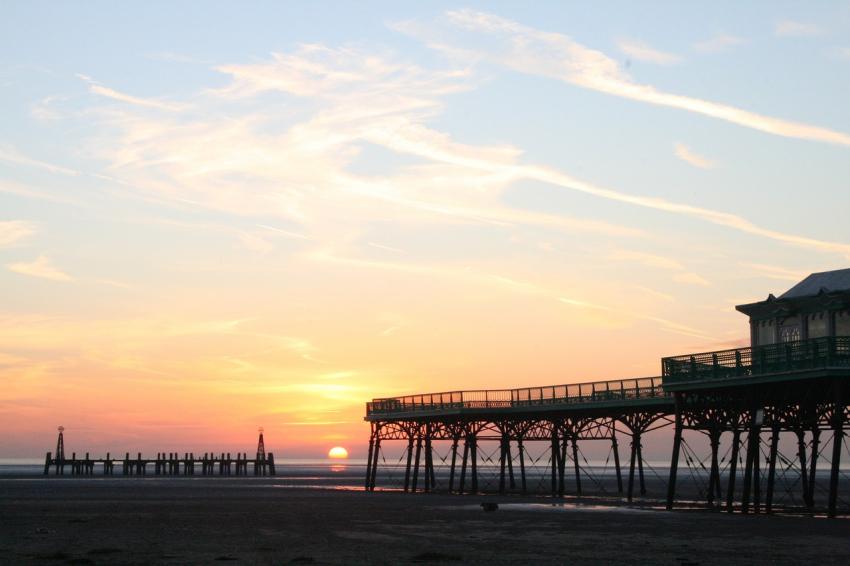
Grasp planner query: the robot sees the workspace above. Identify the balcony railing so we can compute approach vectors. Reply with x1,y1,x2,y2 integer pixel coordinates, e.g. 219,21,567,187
365,376,668,417
662,336,850,384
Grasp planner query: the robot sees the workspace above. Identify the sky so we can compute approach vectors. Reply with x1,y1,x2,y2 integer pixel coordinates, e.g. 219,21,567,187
2,1,850,459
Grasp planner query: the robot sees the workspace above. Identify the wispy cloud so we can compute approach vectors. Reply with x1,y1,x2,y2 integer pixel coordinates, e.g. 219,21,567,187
80,31,850,267
78,74,186,111
609,249,683,271
82,44,638,244
0,220,36,247
610,249,710,287
673,142,715,169
557,296,715,340
237,232,274,254
775,20,823,38
0,144,80,176
739,262,807,282
673,272,711,286
693,34,746,53
617,39,682,65
312,246,716,340
146,51,211,65
368,242,405,253
30,95,66,121
257,224,311,240
432,10,850,147
7,255,73,281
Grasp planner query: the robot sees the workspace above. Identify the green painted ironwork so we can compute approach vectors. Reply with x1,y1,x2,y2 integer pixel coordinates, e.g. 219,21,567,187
661,335,850,384
365,376,667,417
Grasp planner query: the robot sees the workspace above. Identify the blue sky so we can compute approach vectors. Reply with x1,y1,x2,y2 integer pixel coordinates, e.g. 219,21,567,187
1,2,850,455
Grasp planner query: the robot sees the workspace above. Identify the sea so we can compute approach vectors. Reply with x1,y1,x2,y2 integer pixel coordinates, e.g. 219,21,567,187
0,458,370,490
0,457,688,495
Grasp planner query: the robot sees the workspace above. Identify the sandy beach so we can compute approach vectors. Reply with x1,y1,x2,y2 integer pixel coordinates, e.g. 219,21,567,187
2,477,850,565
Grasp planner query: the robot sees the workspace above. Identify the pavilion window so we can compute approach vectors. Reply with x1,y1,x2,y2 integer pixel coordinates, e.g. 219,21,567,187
757,320,775,346
779,316,800,343
808,312,828,339
836,310,850,336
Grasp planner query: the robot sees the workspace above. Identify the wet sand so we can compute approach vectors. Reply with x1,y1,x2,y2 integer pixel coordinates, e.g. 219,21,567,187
1,478,849,565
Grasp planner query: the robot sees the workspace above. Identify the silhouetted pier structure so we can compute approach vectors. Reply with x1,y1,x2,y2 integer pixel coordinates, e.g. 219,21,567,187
364,269,850,517
44,428,275,477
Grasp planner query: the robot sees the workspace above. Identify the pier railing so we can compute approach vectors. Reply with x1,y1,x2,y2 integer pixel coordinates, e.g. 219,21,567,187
366,376,667,416
662,335,850,384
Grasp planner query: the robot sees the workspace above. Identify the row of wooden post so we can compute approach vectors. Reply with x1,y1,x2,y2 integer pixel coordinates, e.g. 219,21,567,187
43,451,275,476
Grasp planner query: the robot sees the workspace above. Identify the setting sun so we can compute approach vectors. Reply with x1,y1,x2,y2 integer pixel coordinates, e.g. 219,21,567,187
328,446,349,459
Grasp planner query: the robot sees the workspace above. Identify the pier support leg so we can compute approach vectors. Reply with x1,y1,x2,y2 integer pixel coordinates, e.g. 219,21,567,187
753,432,761,513
550,434,558,498
628,433,638,502
423,427,432,493
558,434,567,497
807,428,821,508
708,430,721,507
571,436,582,496
726,429,741,513
369,438,380,491
403,437,414,493
796,429,810,510
742,414,762,514
637,439,646,496
459,437,469,494
448,437,459,493
365,436,375,490
612,435,623,494
429,445,436,490
766,425,780,513
499,434,507,494
829,414,844,518
43,452,51,476
507,439,515,490
411,435,422,493
518,439,527,494
470,436,478,494
666,405,683,511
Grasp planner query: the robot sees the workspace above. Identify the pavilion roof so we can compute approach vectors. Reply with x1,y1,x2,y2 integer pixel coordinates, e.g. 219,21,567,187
780,268,850,299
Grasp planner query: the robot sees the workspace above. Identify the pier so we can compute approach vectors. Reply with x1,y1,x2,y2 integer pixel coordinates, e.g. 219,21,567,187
44,428,275,477
364,270,850,517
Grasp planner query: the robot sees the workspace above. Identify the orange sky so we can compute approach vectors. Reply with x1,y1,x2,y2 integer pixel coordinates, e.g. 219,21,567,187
3,6,850,459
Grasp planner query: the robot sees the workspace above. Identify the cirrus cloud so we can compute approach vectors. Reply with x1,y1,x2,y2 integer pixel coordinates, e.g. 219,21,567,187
432,10,850,147
775,20,823,38
617,39,682,65
7,255,73,282
0,220,37,247
674,142,715,169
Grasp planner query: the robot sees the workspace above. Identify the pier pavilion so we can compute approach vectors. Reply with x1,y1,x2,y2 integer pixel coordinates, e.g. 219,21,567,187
364,269,850,517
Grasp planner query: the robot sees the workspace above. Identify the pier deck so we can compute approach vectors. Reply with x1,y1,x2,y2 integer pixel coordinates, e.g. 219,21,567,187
364,335,850,518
